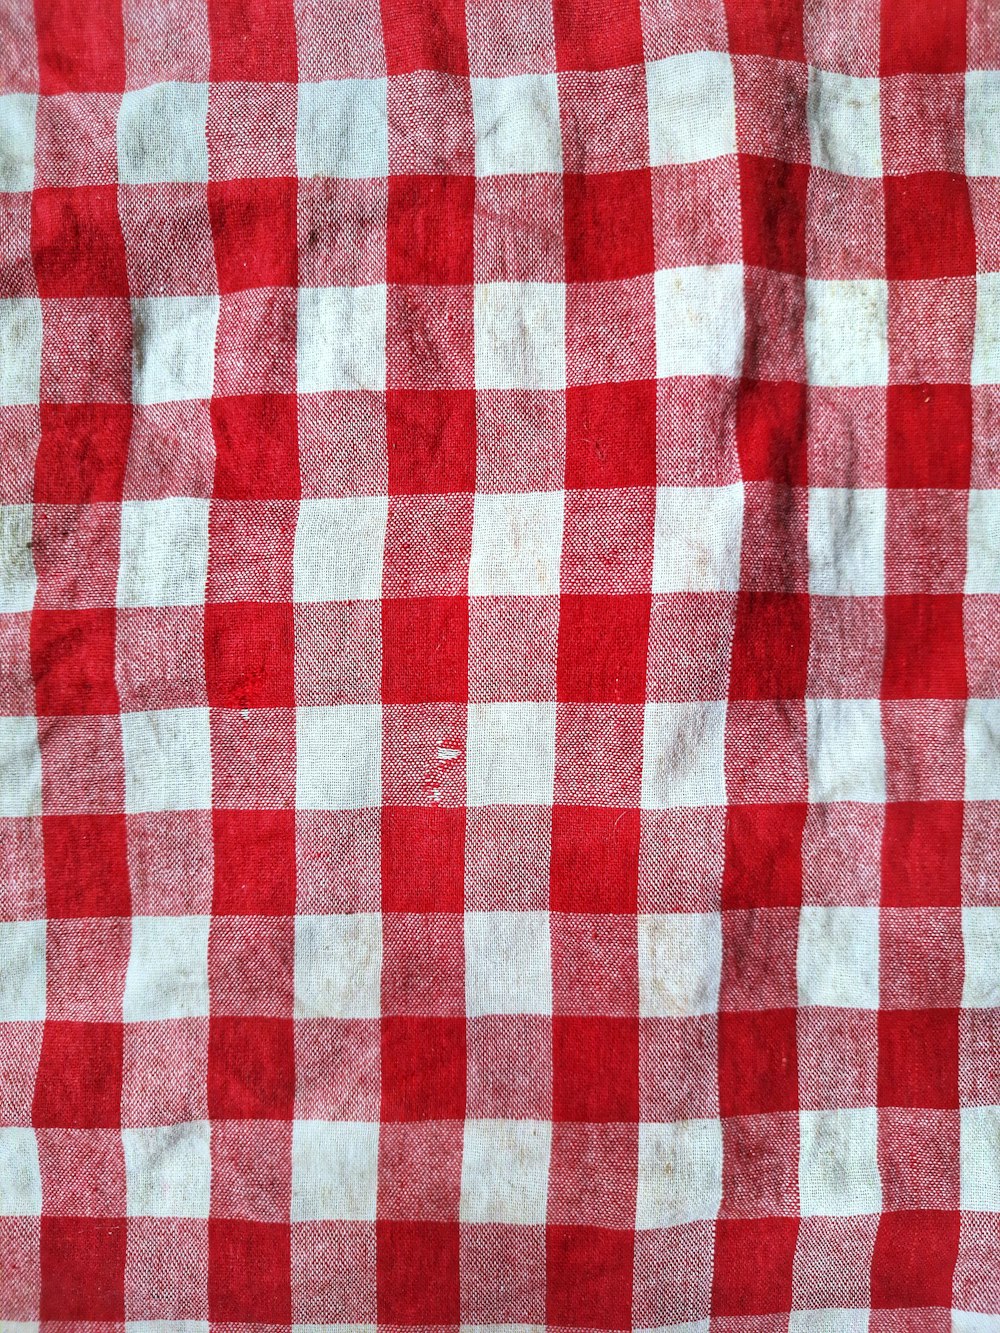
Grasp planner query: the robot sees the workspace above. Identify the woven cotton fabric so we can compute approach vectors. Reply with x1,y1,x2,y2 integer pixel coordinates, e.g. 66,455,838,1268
1,0,999,1325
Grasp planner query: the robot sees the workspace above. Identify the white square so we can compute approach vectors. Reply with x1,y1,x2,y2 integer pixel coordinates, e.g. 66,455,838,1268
0,1127,41,1216
652,484,743,593
121,707,213,813
466,702,557,807
295,705,382,811
131,297,219,404
293,496,388,603
122,1121,212,1217
965,699,1000,800
953,1311,1000,1333
637,1118,723,1227
474,282,566,390
468,490,564,596
298,285,387,393
117,82,209,184
789,1309,871,1333
294,913,382,1018
291,1120,379,1220
126,1324,210,1333
967,490,1000,593
471,74,563,176
0,504,36,613
297,79,388,179
655,265,744,380
799,1108,881,1216
808,488,886,596
647,52,736,166
638,912,722,1018
797,906,880,1008
962,907,1000,1008
0,716,42,817
464,911,552,1016
961,1105,1000,1210
0,920,45,1021
806,698,885,804
460,1119,552,1223
0,94,37,192
807,69,882,178
123,916,210,1020
967,71,1000,176
0,298,42,407
118,498,210,608
973,273,1000,386
641,701,727,809
805,279,888,387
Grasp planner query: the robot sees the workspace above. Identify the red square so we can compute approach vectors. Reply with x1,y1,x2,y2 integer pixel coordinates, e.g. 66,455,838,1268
208,1218,292,1322
547,1225,634,1329
207,0,297,80
722,803,806,909
565,380,657,490
740,155,809,277
878,1009,959,1109
32,1021,124,1128
382,596,469,704
207,1016,295,1119
886,384,972,489
880,0,967,73
35,404,132,503
882,802,963,908
43,813,130,917
718,1009,798,1116
208,177,298,292
556,594,651,704
550,805,641,913
870,1210,961,1308
553,1016,640,1122
35,0,126,91
213,809,297,914
32,186,129,298
884,174,977,280
31,609,119,716
381,0,468,74
724,0,805,59
204,602,296,710
736,379,807,485
377,1219,461,1324
564,171,655,283
40,1216,126,1319
211,393,300,499
382,806,465,912
387,389,477,495
882,594,967,699
381,1015,467,1121
387,175,475,286
552,0,644,69
711,1217,799,1316
729,593,809,700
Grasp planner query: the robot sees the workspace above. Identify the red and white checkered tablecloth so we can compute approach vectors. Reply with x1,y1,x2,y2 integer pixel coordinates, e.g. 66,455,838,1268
1,0,998,1326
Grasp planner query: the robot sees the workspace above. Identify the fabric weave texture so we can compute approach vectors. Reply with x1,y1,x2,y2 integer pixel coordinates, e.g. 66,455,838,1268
0,0,999,1326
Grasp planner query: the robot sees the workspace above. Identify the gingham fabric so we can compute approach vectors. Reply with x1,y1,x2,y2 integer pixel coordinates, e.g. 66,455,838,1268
0,0,999,1326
